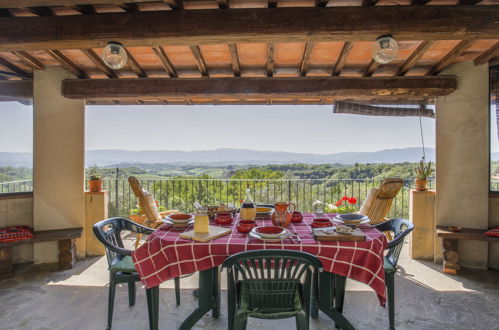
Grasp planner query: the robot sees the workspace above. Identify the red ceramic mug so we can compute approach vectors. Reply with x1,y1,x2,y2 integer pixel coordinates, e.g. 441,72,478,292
291,211,303,223
237,220,257,233
311,218,332,228
214,212,234,225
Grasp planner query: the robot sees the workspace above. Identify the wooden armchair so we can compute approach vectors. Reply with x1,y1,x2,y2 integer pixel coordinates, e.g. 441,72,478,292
128,176,163,248
358,178,404,226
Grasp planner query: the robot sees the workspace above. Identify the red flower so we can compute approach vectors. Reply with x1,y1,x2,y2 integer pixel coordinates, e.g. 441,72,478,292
341,196,349,201
347,197,357,205
335,201,343,207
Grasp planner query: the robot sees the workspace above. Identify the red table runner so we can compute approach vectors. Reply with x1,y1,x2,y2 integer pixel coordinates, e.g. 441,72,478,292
132,213,388,305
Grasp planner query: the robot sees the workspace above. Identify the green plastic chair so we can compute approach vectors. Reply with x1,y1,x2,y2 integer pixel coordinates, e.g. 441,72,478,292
374,218,414,330
93,217,181,330
222,249,323,330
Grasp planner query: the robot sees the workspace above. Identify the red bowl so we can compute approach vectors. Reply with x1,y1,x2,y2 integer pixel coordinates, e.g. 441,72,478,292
311,218,332,228
237,220,257,233
291,211,303,223
214,213,234,225
254,226,285,237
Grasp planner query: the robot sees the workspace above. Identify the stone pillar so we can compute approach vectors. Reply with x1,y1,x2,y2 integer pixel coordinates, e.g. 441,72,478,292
410,189,436,260
436,62,489,269
85,191,107,256
33,67,86,263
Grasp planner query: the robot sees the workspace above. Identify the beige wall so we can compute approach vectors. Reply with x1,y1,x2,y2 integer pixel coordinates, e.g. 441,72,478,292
436,62,489,269
0,194,33,263
33,67,86,263
84,191,107,256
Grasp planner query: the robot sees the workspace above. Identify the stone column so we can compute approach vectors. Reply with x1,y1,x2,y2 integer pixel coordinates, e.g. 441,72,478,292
33,67,86,263
435,62,489,269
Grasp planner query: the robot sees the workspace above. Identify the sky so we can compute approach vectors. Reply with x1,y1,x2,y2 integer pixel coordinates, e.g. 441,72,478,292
0,102,444,154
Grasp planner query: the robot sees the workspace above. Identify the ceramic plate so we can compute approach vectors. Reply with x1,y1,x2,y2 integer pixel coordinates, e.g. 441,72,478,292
250,227,291,241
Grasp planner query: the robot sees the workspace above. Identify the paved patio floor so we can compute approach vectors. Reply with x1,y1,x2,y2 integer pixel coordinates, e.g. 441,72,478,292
1,247,498,330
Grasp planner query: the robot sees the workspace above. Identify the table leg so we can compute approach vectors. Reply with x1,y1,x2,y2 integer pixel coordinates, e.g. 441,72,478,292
146,286,159,330
318,272,354,330
179,266,220,330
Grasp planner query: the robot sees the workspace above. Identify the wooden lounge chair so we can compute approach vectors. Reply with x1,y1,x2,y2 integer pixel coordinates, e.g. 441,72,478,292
128,176,164,248
358,178,404,225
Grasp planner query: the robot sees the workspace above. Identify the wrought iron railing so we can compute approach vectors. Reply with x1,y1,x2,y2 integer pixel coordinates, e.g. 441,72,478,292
1,178,438,219
96,178,433,219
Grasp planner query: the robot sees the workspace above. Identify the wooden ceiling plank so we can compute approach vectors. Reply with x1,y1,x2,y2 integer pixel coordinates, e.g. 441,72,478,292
124,48,147,78
69,4,97,14
396,40,434,76
458,0,482,4
332,41,352,76
315,0,329,7
13,51,45,71
46,50,88,79
363,59,379,77
427,40,474,75
81,48,118,78
267,43,274,78
411,0,430,4
115,3,139,12
216,0,228,9
0,57,32,79
299,42,314,77
362,0,379,5
26,6,54,16
474,41,499,65
61,76,458,100
152,46,177,78
190,45,208,77
1,7,499,51
228,43,241,78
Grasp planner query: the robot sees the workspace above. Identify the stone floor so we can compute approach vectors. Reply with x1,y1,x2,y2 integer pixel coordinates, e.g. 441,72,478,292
1,248,498,330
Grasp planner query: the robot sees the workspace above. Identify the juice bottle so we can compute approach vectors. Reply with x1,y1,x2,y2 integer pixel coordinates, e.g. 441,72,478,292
240,188,256,221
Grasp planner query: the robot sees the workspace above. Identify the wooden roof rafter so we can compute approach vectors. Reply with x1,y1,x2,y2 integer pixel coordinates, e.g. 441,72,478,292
299,42,314,77
124,48,147,78
266,43,275,78
47,50,88,78
332,42,353,76
474,42,499,65
190,45,208,77
427,40,474,75
0,57,32,79
152,46,177,78
228,43,241,78
81,48,118,78
396,40,434,76
13,51,44,71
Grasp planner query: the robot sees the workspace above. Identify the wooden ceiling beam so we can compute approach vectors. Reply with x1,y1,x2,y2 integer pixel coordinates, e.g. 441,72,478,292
411,0,430,4
190,45,208,77
1,6,499,51
228,43,241,78
0,57,32,79
0,0,152,7
474,42,499,65
0,80,32,99
216,0,228,9
458,0,482,4
315,0,329,7
163,0,183,10
427,40,474,75
266,43,274,78
152,46,177,78
69,4,96,14
13,51,45,71
124,48,147,78
363,59,379,77
81,48,118,78
299,42,314,77
332,41,352,76
362,0,379,5
61,76,458,100
46,50,88,78
26,6,54,16
396,40,434,76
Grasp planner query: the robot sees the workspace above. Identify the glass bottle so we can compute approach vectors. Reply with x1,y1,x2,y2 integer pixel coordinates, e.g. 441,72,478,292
240,188,256,221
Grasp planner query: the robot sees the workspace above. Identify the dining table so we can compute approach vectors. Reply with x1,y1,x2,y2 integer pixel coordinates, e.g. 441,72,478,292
132,213,388,330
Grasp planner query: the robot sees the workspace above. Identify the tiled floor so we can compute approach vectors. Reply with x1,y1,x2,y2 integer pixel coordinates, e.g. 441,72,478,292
0,248,498,330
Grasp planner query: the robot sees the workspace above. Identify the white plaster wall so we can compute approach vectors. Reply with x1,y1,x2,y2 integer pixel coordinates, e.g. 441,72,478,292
436,62,489,269
0,195,33,263
33,67,86,263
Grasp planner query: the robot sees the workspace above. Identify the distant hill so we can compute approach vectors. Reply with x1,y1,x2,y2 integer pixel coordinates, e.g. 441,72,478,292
0,147,438,167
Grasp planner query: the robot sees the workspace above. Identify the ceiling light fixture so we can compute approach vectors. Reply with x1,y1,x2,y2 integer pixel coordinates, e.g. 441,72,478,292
373,35,399,64
102,42,128,69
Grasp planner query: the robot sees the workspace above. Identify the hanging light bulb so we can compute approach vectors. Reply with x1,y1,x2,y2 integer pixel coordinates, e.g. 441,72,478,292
373,35,399,64
102,42,128,69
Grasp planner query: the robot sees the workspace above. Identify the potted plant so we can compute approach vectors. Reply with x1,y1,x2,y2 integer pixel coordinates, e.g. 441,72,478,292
129,205,146,224
415,158,433,191
88,169,103,192
323,196,358,214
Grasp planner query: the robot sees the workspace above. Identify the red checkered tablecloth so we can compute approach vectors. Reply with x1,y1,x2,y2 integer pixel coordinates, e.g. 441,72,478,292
132,214,388,305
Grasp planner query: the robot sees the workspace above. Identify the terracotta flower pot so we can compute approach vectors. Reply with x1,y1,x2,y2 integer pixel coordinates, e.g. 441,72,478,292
415,179,428,191
129,214,146,224
88,179,103,192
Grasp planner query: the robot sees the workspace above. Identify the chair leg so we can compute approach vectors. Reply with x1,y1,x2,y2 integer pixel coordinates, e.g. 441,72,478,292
334,275,346,314
174,277,181,306
295,311,309,330
135,233,142,249
386,272,395,330
311,270,319,319
128,281,136,307
107,274,117,330
233,312,248,330
146,286,160,330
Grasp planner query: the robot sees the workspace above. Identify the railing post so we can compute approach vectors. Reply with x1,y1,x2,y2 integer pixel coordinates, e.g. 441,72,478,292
288,181,291,203
115,167,119,216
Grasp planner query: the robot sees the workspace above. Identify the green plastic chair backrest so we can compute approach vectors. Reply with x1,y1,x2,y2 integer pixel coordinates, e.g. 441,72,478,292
93,217,154,268
222,250,323,313
374,218,414,267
